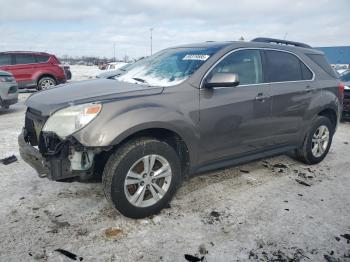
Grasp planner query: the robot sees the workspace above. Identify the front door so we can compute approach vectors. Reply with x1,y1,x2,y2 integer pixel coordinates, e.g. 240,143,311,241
198,49,272,164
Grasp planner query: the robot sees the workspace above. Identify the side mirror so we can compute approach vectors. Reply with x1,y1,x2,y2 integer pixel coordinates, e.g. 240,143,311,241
204,73,240,88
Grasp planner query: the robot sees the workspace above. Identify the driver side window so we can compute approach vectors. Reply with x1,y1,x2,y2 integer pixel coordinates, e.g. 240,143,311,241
209,49,263,85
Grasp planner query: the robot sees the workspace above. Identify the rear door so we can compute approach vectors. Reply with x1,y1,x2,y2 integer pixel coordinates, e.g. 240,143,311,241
9,54,37,87
262,49,316,145
199,49,272,164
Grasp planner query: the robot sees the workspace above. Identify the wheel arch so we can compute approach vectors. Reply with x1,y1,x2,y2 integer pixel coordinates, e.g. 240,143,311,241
36,73,57,85
111,127,191,177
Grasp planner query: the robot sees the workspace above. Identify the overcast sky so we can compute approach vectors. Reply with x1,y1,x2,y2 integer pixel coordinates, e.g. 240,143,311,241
0,0,349,59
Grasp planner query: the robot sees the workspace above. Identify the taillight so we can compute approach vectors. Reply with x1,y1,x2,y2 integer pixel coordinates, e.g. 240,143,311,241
339,82,344,101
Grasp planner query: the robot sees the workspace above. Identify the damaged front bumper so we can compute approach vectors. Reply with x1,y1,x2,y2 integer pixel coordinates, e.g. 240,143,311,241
18,129,97,181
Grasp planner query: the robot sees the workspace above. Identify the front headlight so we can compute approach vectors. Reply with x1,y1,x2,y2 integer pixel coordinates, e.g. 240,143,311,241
42,103,102,139
345,85,350,90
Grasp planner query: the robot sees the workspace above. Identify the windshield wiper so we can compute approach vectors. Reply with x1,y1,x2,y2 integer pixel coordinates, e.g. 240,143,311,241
132,77,148,84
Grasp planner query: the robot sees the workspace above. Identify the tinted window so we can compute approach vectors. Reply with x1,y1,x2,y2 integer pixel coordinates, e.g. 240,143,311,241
340,71,350,82
306,53,338,78
209,49,263,85
0,54,12,66
265,50,303,82
300,61,313,80
36,55,49,63
15,54,36,64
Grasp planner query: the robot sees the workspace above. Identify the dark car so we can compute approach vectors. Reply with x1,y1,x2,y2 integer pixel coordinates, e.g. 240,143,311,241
340,70,350,116
19,38,343,218
0,51,70,90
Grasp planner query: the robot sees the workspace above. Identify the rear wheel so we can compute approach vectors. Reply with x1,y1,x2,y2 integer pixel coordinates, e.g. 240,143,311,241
37,77,56,90
296,116,333,164
102,137,181,218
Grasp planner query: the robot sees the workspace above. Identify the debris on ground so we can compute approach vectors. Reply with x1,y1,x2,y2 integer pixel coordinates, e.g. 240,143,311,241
340,234,350,243
198,244,208,255
295,179,311,187
273,163,288,169
0,155,17,165
239,169,250,173
104,227,123,239
184,254,205,262
55,249,83,261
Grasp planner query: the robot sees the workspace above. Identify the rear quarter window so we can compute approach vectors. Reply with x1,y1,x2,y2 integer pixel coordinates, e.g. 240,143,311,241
306,53,338,78
35,55,50,63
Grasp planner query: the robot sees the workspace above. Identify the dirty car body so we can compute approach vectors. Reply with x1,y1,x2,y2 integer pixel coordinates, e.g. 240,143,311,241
19,38,343,218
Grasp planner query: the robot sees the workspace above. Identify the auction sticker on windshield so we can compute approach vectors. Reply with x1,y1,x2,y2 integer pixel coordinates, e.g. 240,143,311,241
182,54,210,61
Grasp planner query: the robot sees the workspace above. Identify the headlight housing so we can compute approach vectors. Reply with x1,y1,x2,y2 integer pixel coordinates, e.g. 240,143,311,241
345,85,350,90
0,75,15,82
42,103,102,139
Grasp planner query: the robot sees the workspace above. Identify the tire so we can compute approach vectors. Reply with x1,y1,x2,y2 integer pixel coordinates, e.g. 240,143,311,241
102,137,182,218
37,77,56,90
296,116,334,164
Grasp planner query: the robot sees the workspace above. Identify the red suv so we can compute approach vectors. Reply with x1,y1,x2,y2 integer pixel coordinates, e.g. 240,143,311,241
0,51,70,90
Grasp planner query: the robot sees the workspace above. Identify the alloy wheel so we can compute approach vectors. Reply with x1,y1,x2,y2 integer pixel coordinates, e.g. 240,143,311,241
124,154,172,207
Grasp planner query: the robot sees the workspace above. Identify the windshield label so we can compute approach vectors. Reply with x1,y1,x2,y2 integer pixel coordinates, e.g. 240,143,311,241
182,54,210,61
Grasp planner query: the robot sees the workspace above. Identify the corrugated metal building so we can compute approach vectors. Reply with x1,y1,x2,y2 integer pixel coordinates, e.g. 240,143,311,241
315,46,350,64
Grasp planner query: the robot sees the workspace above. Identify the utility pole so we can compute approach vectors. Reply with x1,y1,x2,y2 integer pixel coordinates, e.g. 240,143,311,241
150,28,153,55
113,42,116,62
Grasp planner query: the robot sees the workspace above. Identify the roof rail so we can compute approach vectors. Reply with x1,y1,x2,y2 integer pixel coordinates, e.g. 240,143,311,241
251,37,312,49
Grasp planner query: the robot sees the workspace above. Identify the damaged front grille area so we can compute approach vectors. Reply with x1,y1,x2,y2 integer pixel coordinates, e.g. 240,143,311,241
23,107,98,180
24,108,47,146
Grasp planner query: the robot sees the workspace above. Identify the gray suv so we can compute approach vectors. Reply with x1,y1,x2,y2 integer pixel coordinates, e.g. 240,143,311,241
0,70,18,109
19,38,343,218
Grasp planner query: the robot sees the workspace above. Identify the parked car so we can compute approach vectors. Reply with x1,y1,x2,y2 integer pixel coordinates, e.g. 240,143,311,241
105,62,128,70
0,51,70,90
0,70,18,109
19,38,343,218
340,70,350,116
95,63,131,79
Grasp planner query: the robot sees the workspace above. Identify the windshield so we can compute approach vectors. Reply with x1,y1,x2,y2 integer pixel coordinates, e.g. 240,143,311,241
114,47,221,87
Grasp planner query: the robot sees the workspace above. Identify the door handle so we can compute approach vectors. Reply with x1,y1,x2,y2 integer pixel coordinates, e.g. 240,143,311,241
305,86,316,93
255,93,269,102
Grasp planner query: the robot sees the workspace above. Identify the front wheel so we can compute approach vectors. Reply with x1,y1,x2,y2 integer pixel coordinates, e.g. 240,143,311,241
102,138,182,218
296,116,334,164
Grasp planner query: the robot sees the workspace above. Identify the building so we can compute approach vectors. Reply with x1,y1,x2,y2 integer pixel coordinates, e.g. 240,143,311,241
315,46,350,64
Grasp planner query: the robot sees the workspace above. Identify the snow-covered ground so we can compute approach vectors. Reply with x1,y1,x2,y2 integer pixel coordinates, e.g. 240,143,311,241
69,65,104,81
0,67,350,261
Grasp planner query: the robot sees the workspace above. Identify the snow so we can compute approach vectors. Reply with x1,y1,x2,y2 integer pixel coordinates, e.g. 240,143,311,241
0,70,350,260
117,65,185,87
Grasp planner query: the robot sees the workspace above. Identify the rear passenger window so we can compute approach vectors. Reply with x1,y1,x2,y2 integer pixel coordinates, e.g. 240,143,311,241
0,54,12,66
36,55,49,63
265,50,304,82
15,54,36,64
209,49,263,85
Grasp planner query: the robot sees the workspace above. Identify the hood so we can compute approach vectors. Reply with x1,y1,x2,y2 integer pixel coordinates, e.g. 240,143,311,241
25,78,164,116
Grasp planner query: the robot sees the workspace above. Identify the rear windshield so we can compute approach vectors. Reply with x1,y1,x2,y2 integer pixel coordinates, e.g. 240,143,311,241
306,53,338,78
